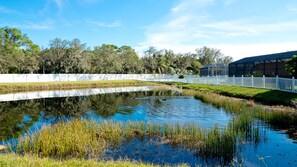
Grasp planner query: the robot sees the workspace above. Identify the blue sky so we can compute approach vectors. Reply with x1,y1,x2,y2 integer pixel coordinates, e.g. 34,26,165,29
1,0,297,60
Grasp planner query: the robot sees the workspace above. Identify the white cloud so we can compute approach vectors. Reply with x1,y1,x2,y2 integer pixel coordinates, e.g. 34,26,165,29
137,0,297,60
53,0,66,9
171,0,215,13
214,43,297,60
14,20,55,30
86,20,122,28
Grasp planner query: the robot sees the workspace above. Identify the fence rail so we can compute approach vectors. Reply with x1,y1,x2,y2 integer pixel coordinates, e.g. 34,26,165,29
0,74,296,93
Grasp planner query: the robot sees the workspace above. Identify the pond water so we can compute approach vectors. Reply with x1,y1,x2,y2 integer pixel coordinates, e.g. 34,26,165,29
0,86,297,166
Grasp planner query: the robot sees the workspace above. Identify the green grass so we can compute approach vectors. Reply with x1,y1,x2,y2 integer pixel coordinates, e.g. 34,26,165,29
165,82,297,106
0,80,154,94
12,118,257,162
0,154,161,167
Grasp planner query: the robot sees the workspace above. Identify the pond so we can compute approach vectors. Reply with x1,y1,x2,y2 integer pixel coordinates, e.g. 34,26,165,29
0,86,297,166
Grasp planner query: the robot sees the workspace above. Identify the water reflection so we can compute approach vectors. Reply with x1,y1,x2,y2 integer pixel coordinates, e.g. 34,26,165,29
0,86,160,102
0,88,234,141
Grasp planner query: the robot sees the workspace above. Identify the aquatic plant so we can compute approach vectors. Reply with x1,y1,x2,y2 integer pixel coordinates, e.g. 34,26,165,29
14,116,258,162
189,90,297,128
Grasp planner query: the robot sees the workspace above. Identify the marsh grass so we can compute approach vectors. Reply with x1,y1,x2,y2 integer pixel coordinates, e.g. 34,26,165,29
0,80,153,94
188,90,297,127
13,117,258,162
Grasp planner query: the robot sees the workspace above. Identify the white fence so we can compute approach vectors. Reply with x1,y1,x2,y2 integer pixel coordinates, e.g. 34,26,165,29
149,75,297,93
0,74,296,93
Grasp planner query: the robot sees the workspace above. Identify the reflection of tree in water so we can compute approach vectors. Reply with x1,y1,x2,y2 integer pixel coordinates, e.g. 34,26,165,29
89,91,176,118
0,100,40,140
89,92,144,118
0,90,179,140
42,96,90,121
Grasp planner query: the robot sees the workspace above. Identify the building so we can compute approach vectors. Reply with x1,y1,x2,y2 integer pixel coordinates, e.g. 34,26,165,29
200,64,228,76
228,51,297,77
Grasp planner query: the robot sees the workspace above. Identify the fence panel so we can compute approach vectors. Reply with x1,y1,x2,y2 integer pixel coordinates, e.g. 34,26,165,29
253,77,264,88
278,78,293,92
265,77,276,90
0,74,296,94
243,77,252,87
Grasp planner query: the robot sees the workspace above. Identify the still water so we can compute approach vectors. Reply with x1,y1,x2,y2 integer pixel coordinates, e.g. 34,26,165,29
0,86,296,166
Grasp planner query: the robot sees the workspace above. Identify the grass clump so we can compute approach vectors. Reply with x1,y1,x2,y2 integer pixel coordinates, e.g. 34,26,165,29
17,119,106,158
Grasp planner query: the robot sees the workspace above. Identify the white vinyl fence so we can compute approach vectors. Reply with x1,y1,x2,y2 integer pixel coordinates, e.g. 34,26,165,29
0,74,296,93
150,75,296,93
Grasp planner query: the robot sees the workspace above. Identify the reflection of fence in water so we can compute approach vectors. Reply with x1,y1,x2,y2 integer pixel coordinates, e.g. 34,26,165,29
0,74,296,93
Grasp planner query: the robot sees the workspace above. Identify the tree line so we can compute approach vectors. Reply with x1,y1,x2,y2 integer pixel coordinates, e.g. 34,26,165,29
0,26,233,74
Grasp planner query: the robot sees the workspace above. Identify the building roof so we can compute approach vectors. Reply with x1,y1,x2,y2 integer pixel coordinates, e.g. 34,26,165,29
200,63,228,69
230,50,297,64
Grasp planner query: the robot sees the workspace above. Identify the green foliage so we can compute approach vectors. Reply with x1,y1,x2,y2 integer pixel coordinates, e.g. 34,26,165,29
285,55,297,77
0,26,233,74
252,71,263,77
0,26,40,73
195,46,233,66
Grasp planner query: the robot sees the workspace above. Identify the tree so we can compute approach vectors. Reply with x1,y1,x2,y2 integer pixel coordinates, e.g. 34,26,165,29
91,44,122,73
218,55,233,65
0,26,40,73
285,55,297,77
118,46,142,74
196,46,229,66
142,47,158,74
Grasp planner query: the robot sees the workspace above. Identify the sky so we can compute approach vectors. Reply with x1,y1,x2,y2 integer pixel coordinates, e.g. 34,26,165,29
1,0,297,60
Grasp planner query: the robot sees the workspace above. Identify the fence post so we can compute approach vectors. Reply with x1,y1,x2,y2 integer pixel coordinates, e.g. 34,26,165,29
241,75,244,86
251,75,254,87
292,77,295,92
275,75,278,90
233,75,235,86
263,75,266,88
